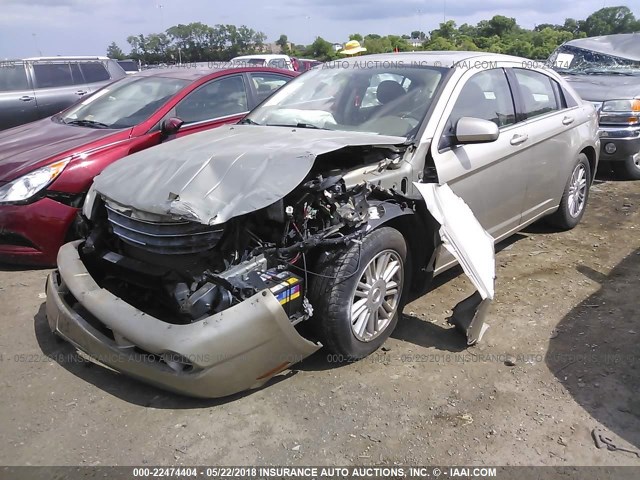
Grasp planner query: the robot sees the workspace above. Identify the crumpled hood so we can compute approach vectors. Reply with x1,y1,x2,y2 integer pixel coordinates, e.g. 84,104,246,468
94,125,406,225
563,74,640,102
0,117,124,182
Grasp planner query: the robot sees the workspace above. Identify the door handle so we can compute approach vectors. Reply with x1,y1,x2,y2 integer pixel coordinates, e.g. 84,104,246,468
75,90,88,96
562,116,575,125
18,95,34,102
510,134,528,146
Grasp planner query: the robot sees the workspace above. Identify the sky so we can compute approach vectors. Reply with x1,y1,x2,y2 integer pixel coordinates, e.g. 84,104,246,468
0,0,633,59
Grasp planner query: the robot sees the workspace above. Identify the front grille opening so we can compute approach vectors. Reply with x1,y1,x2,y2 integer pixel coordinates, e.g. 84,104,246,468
105,202,224,255
0,232,36,248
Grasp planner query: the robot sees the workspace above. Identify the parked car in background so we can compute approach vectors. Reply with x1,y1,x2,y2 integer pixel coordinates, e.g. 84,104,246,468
0,56,126,131
297,58,322,71
116,58,141,75
0,65,297,266
231,54,298,71
46,52,599,398
549,33,640,179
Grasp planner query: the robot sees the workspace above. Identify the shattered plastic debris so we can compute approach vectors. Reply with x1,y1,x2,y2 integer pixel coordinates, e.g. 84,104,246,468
414,182,495,345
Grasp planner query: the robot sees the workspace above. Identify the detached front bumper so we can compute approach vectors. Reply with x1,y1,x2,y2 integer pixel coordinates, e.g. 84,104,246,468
46,241,320,398
599,125,640,162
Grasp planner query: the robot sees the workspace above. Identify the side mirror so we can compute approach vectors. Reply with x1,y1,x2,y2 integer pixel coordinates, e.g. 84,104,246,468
160,117,184,141
455,117,499,145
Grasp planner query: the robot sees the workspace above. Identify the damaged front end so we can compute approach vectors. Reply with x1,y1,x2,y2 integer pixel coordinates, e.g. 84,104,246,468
46,126,421,397
46,125,497,398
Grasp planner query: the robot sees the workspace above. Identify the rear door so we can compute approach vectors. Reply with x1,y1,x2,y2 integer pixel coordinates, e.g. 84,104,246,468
0,61,39,130
170,74,250,136
31,60,88,117
507,68,577,223
431,67,528,243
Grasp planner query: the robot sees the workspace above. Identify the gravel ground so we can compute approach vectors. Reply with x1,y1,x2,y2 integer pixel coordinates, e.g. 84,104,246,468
0,175,638,467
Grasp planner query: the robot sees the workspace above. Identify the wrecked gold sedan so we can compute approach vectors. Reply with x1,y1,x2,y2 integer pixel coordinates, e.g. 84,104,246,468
46,52,600,398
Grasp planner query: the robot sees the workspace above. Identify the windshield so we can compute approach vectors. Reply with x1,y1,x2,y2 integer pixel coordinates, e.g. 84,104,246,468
549,45,640,75
58,76,189,129
244,64,446,138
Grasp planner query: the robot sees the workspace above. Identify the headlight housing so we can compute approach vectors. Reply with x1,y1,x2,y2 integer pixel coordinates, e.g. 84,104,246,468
599,99,640,126
0,158,70,203
82,182,98,220
601,99,640,112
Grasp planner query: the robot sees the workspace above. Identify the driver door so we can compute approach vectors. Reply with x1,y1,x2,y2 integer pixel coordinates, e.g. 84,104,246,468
431,67,528,261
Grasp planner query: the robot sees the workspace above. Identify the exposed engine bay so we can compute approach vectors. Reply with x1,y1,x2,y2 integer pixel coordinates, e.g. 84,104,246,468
79,146,414,328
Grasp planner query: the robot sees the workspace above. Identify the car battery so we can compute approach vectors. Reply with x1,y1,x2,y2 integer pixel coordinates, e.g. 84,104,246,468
260,270,304,317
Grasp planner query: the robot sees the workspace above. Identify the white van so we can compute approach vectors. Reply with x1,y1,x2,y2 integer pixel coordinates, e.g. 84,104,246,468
231,54,298,71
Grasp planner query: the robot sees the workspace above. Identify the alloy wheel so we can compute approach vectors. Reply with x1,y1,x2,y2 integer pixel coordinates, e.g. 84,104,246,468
350,249,403,342
567,163,588,218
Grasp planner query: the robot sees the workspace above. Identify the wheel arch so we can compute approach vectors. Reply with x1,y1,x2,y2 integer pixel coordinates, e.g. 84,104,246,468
579,146,597,184
366,200,441,298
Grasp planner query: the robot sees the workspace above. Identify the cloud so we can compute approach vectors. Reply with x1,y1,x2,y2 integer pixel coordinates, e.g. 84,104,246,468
0,0,634,59
289,0,571,21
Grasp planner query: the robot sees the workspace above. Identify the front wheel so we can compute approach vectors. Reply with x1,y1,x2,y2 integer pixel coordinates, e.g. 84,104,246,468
548,153,591,230
612,155,640,180
308,227,407,359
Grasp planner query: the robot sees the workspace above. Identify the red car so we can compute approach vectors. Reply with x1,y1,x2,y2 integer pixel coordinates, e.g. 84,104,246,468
0,65,297,266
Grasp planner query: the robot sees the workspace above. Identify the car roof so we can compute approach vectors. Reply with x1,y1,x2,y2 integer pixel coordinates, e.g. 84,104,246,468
133,64,294,81
565,33,640,61
20,56,111,61
232,54,290,60
335,51,526,67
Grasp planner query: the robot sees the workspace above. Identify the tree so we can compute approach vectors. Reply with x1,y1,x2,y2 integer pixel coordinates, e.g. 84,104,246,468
480,15,517,37
410,30,426,40
349,33,363,42
430,20,457,41
106,42,125,59
581,6,639,36
305,36,335,61
276,34,290,54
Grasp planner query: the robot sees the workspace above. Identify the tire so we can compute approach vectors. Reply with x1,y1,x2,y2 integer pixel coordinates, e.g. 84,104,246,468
308,227,407,359
612,155,640,180
548,153,591,230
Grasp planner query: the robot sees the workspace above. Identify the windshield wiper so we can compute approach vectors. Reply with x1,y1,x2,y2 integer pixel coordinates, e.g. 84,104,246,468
581,69,635,76
238,118,260,125
266,123,326,130
64,119,111,129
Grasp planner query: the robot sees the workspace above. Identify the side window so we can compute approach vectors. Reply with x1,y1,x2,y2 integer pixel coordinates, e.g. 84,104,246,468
80,62,110,83
33,63,75,88
175,75,248,124
0,64,30,91
69,63,84,85
513,69,560,119
250,73,290,103
440,68,516,150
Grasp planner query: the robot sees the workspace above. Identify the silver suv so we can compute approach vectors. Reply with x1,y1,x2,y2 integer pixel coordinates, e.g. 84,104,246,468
0,56,126,131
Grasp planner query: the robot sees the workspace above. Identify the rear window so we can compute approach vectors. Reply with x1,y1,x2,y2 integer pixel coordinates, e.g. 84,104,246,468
117,60,139,72
80,62,110,83
0,63,30,91
33,63,75,88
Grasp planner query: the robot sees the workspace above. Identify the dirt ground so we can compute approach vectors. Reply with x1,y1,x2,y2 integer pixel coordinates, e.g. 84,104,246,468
0,173,638,467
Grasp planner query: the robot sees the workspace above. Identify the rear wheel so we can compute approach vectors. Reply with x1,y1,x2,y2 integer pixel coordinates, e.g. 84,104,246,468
308,227,407,359
548,153,591,230
612,155,640,180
